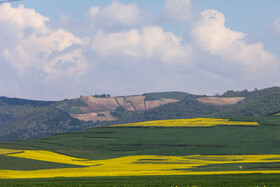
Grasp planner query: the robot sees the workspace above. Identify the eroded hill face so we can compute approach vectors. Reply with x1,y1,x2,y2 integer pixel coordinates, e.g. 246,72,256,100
58,95,179,122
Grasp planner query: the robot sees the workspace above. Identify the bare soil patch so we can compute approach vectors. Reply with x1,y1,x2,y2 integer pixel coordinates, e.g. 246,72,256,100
115,97,135,111
81,96,119,111
125,96,146,110
146,99,179,110
196,97,246,106
71,111,118,122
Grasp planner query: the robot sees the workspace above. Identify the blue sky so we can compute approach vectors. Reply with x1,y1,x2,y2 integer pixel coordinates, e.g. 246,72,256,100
13,0,280,32
1,0,280,100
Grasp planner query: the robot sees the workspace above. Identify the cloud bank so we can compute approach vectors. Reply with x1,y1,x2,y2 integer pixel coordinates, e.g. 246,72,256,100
0,3,88,81
191,10,279,78
0,1,279,100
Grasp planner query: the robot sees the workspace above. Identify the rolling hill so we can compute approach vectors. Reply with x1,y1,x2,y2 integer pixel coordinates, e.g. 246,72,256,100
0,88,280,185
0,97,93,141
1,86,280,141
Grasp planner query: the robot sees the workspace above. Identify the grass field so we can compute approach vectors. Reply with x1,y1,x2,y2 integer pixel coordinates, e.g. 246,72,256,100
0,117,279,185
0,175,279,186
2,122,278,160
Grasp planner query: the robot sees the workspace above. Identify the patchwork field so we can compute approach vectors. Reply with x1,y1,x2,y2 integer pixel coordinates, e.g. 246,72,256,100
0,117,279,185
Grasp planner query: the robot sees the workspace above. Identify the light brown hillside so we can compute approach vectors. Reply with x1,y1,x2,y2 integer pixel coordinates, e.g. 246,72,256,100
71,111,118,122
67,95,180,122
146,99,179,110
81,96,119,111
196,97,245,106
115,97,135,111
125,96,146,110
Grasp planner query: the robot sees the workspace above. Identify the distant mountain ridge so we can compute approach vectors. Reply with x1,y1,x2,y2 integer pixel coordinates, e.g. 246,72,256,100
1,87,280,141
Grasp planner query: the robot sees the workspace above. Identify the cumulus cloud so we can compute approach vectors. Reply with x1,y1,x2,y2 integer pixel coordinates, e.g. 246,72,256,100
0,3,88,80
0,1,279,100
88,1,143,28
161,0,192,22
91,26,193,66
191,9,279,78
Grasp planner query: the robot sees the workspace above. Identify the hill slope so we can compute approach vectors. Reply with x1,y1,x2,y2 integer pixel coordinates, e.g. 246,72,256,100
0,97,93,141
115,87,280,123
1,87,280,141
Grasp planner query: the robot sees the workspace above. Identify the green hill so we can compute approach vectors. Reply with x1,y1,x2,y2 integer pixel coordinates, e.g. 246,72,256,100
113,87,280,123
2,87,280,141
0,97,93,141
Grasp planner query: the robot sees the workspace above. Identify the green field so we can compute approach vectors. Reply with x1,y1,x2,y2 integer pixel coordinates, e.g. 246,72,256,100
0,117,279,185
1,122,279,161
0,175,279,187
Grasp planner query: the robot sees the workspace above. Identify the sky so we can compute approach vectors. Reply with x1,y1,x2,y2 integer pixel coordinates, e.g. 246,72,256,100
1,0,280,100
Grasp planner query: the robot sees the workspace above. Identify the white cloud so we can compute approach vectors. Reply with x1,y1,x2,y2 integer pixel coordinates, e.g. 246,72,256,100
0,3,88,80
88,6,100,20
191,9,279,78
88,1,143,27
0,2,279,100
162,0,192,22
91,26,193,66
0,3,48,31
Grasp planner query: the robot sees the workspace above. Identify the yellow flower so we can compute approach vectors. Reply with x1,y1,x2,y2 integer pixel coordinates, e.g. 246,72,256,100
111,118,259,127
0,148,279,179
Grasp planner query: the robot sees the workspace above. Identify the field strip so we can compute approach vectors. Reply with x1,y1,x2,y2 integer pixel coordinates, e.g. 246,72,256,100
111,118,259,127
0,148,94,166
0,148,279,179
0,167,280,179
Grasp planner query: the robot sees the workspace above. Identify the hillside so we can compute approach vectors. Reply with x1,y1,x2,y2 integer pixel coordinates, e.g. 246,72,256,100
1,87,280,141
56,93,181,122
0,97,93,141
116,87,280,123
0,93,184,141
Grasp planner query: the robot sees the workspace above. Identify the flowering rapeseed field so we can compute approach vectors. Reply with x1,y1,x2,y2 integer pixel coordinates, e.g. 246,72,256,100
112,118,259,127
2,149,92,166
0,148,279,179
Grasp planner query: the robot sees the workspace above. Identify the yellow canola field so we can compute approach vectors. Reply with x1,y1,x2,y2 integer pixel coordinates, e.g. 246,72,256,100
4,149,93,166
112,118,259,127
0,148,280,179
0,148,22,155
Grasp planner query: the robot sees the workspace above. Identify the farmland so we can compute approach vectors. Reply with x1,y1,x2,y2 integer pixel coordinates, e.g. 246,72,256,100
111,118,259,127
1,175,280,187
1,148,280,178
0,117,279,185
